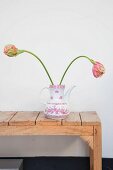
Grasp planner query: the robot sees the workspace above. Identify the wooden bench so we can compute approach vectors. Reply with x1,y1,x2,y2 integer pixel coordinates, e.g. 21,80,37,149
0,111,102,170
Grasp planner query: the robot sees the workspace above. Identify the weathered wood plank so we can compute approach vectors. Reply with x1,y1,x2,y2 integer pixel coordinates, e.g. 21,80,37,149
93,125,102,170
36,112,61,125
80,136,93,149
90,147,94,170
62,112,81,125
0,111,16,126
80,111,101,125
0,125,93,136
9,111,39,126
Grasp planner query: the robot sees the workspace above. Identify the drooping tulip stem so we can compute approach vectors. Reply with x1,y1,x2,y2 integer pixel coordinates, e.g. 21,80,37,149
21,50,54,85
59,56,95,85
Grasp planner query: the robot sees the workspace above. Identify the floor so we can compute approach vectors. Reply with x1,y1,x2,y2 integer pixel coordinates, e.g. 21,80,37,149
0,157,112,170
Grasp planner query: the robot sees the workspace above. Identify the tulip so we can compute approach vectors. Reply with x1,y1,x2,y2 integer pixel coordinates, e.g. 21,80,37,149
4,44,54,85
4,44,20,57
4,44,105,85
59,56,105,84
92,61,105,78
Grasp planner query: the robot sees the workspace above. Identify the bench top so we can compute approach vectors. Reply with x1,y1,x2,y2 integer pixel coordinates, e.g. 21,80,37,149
0,111,100,126
0,111,101,136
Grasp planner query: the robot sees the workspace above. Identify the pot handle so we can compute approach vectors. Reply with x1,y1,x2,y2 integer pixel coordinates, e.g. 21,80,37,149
64,85,76,102
39,87,49,105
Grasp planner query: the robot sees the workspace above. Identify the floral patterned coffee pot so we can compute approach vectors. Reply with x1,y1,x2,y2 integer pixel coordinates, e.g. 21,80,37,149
40,85,76,119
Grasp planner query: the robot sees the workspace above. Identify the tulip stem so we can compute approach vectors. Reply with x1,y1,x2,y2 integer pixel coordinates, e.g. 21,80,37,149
22,50,54,85
59,56,94,85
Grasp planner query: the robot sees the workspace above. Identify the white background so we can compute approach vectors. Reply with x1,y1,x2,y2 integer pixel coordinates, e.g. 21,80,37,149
0,0,112,158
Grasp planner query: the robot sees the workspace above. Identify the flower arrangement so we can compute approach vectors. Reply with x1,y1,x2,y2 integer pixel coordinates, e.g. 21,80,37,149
3,44,105,119
4,44,105,85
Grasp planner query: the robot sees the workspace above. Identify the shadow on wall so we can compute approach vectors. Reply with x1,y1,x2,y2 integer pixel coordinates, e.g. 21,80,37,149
0,136,89,157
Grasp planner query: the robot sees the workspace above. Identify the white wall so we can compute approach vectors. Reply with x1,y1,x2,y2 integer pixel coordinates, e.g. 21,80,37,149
0,0,112,158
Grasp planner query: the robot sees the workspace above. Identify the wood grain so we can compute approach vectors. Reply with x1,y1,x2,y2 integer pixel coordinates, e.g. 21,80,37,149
36,112,61,125
80,111,101,125
89,147,94,170
0,125,93,136
93,125,102,170
62,112,81,125
80,136,93,149
0,111,16,126
9,111,39,126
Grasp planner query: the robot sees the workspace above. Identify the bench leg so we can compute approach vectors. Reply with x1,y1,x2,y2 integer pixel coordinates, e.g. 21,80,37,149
92,125,102,170
80,126,102,170
80,136,94,170
90,147,93,170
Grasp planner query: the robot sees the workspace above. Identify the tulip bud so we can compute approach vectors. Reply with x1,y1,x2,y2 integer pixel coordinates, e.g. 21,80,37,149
92,61,105,78
4,44,23,57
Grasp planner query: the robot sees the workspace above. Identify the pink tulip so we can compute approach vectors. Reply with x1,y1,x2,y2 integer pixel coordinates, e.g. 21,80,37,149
4,44,18,57
92,61,105,78
3,44,54,84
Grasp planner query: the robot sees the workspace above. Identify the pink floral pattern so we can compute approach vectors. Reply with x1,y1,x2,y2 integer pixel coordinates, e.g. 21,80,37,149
49,85,65,89
45,106,69,115
47,102,66,105
55,90,59,93
50,96,53,99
